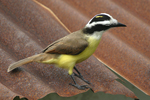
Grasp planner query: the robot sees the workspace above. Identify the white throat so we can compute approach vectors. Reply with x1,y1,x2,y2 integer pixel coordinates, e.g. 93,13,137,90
89,31,105,40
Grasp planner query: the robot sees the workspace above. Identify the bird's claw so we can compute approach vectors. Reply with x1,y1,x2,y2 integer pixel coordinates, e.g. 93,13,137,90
69,83,90,90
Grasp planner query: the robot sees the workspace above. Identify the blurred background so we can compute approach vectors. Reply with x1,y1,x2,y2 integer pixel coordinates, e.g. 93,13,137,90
0,0,150,100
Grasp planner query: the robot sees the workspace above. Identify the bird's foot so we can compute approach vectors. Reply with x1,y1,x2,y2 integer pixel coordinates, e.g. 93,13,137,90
70,74,90,90
69,83,90,90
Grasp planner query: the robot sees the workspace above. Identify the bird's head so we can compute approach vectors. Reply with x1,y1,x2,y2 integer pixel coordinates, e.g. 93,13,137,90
83,13,126,34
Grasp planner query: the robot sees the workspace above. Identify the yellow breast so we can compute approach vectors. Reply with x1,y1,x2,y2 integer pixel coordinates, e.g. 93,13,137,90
75,36,101,63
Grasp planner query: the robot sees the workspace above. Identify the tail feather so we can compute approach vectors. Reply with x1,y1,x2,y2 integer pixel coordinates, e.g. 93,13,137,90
7,54,42,72
7,53,59,72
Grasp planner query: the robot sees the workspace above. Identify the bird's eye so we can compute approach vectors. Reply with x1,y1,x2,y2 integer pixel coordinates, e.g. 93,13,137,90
95,16,103,18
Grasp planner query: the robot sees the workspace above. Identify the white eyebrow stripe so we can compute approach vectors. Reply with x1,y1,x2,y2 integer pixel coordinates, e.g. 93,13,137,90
86,18,118,28
86,21,110,28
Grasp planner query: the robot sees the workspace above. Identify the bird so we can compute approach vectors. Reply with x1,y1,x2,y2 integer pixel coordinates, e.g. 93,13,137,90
7,13,126,90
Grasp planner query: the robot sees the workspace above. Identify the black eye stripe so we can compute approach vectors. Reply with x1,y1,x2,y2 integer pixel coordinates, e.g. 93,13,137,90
83,24,110,34
90,15,111,24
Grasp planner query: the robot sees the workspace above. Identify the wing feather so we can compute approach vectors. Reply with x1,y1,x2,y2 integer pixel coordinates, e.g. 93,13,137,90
42,31,88,55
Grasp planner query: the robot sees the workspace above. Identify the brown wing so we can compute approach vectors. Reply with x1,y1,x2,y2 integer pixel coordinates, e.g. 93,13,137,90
42,31,88,55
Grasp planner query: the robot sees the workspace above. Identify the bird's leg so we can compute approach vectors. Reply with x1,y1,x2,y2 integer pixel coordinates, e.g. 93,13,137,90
73,66,91,84
69,74,90,90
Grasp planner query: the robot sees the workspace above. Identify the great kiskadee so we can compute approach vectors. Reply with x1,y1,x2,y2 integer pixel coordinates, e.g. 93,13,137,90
7,13,126,90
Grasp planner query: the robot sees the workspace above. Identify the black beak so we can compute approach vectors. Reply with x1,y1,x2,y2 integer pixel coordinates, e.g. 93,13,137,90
111,22,126,27
117,22,126,27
